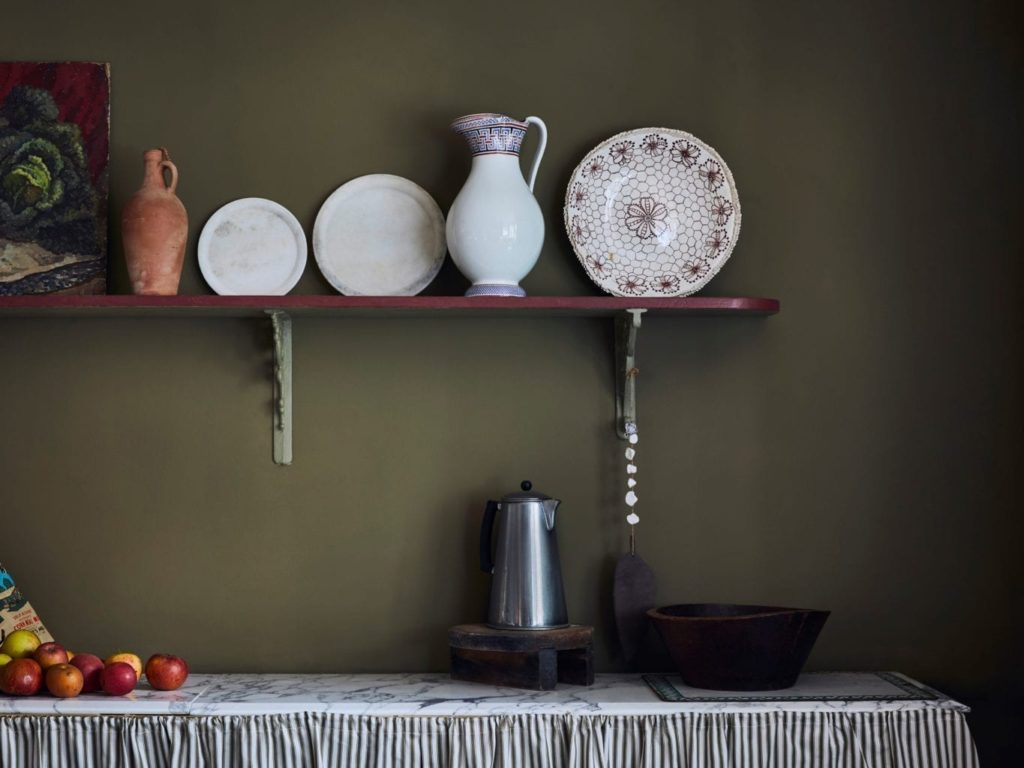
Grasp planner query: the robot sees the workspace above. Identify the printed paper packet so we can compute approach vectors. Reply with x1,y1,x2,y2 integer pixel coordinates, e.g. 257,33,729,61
0,562,54,645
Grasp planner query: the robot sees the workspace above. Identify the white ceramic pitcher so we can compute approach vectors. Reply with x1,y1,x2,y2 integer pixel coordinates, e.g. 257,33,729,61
447,113,548,297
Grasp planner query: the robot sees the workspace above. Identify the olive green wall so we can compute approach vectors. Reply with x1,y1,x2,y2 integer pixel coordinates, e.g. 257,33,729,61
3,0,1022,756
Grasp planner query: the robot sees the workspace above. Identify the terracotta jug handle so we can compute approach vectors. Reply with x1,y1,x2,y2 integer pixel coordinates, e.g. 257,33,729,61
523,116,547,193
159,148,178,194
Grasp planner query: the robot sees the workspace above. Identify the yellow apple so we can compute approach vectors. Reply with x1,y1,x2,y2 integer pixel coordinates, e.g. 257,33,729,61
0,653,12,668
1,630,41,659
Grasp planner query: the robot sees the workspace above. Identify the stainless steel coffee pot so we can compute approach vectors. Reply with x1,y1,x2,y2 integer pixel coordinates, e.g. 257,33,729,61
480,481,568,630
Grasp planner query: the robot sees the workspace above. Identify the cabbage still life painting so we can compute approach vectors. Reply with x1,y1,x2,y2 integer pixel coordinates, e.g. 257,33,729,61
0,62,109,295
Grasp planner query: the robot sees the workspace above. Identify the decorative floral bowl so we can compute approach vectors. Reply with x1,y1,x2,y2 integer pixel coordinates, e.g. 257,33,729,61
647,603,829,691
564,128,741,297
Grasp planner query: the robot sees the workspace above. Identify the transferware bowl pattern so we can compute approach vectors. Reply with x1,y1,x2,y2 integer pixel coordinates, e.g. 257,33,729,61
564,128,741,298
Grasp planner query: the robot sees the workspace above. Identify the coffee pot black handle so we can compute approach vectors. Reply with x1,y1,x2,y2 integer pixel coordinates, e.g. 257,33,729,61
479,500,499,573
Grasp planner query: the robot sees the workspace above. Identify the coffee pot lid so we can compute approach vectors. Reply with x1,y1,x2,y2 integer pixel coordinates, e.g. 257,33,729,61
502,480,550,503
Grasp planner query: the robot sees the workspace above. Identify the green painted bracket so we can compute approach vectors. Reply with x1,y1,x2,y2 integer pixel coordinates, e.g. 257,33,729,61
267,310,292,465
615,308,646,439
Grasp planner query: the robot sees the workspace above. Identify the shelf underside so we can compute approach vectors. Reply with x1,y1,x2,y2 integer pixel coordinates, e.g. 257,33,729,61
0,294,779,318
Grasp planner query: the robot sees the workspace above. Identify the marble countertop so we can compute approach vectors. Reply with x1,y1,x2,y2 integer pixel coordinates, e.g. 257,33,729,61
0,672,968,718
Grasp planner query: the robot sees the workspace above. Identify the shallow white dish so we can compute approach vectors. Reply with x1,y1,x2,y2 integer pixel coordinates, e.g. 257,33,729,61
313,174,446,296
198,198,307,295
564,128,741,297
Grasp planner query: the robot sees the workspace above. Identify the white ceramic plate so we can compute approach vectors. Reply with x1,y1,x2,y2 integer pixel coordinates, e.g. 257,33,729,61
198,198,307,295
564,128,741,297
313,174,446,296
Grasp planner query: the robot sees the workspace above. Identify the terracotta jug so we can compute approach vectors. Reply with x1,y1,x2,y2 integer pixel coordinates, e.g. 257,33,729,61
122,148,188,295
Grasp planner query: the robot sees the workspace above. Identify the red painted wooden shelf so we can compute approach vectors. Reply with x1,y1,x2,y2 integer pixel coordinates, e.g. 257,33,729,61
0,293,778,464
0,294,778,317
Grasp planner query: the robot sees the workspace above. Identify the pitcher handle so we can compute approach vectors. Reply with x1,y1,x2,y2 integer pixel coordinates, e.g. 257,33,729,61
524,116,547,193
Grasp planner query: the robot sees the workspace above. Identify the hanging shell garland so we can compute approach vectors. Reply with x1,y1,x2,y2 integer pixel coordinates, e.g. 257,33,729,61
624,422,639,530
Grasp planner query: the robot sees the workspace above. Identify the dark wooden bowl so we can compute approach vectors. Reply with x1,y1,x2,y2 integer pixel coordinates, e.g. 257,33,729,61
647,603,829,691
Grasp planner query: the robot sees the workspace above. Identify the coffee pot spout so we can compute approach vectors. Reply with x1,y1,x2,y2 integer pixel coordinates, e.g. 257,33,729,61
543,499,560,531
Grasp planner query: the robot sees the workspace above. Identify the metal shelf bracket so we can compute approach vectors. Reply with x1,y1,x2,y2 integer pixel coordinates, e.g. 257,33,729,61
615,308,646,439
267,310,293,466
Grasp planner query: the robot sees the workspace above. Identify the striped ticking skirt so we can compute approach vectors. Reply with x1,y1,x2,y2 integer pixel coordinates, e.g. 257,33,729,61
0,709,978,767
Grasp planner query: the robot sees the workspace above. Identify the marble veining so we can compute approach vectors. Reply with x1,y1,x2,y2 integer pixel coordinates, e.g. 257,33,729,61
0,679,206,716
0,673,968,718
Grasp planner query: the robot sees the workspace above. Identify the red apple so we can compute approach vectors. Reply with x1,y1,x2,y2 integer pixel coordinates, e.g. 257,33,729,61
69,653,105,693
104,652,142,682
45,663,84,698
144,654,189,691
101,662,137,696
33,642,69,670
0,658,43,695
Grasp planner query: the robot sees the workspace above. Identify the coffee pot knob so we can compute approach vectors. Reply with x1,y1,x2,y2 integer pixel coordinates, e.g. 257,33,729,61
521,481,532,491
